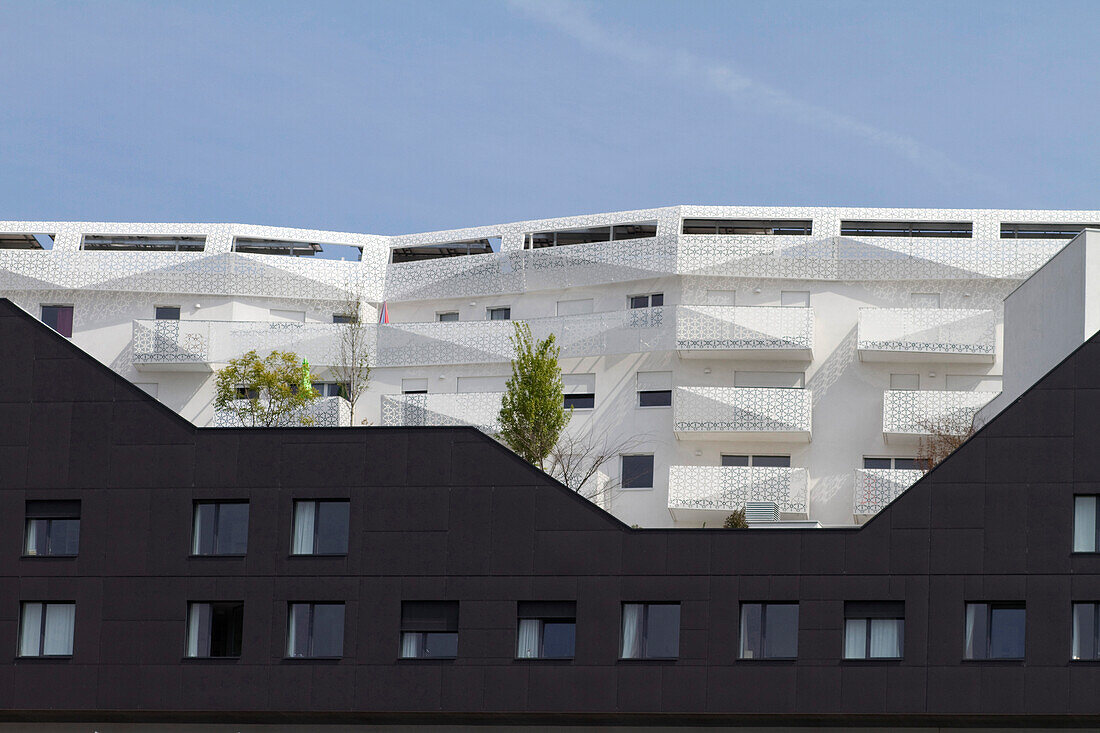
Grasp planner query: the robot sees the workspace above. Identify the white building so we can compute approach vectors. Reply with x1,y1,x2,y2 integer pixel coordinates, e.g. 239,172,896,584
2,207,1096,528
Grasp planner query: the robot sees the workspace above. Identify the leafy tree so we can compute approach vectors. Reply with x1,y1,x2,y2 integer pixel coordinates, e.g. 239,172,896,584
329,293,372,425
724,509,749,529
214,350,321,427
498,322,570,469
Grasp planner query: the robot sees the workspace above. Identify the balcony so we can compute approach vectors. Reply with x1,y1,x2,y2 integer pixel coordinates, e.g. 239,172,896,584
667,465,808,523
212,396,352,427
853,468,925,517
676,305,813,359
673,386,812,441
132,319,212,371
857,308,995,362
379,392,504,433
882,389,998,443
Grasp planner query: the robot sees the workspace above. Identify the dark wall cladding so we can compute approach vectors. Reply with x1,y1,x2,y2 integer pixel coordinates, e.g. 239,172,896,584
1,297,1100,726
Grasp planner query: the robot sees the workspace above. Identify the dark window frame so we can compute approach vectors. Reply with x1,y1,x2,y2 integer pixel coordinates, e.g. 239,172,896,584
516,601,577,660
400,601,460,660
185,601,244,659
637,389,672,407
629,293,664,309
739,602,800,660
563,393,595,410
1072,602,1100,661
621,454,655,489
154,306,181,320
18,601,76,658
843,601,905,660
487,306,511,321
620,602,681,660
964,601,1026,661
40,304,74,338
23,501,81,558
285,602,346,659
291,499,351,556
191,501,250,557
1074,495,1100,553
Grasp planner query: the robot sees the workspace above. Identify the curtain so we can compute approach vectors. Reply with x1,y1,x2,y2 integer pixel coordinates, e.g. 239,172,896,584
24,520,38,556
292,502,316,555
187,603,207,657
869,619,901,658
400,632,422,659
43,603,75,656
286,605,303,657
964,604,979,659
620,604,643,659
191,506,204,555
1075,496,1097,552
843,619,866,659
517,619,540,658
19,603,42,656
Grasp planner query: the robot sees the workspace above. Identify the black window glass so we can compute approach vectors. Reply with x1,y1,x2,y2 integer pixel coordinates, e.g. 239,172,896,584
863,457,893,469
541,622,576,658
564,393,595,409
650,293,664,306
629,295,650,309
437,312,459,322
621,455,654,489
638,390,671,407
752,455,791,468
311,603,346,657
41,305,73,337
155,306,181,320
192,502,249,555
401,601,459,659
740,602,799,659
188,602,244,658
893,458,921,470
315,501,350,555
1073,603,1099,660
990,606,1026,659
24,501,81,557
645,603,681,658
722,455,750,467
332,314,355,324
488,307,511,320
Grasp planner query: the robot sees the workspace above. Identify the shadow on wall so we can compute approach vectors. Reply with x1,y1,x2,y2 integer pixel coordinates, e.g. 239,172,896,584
806,324,857,405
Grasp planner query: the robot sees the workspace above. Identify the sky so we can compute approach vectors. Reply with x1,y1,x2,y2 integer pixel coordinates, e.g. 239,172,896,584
1,0,1098,235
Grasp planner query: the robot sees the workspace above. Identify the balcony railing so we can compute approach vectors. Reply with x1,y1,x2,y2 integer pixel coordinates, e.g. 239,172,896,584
667,465,808,522
379,392,504,433
853,468,925,516
882,389,998,440
212,395,352,428
673,386,812,441
858,308,995,362
132,319,212,370
676,305,813,358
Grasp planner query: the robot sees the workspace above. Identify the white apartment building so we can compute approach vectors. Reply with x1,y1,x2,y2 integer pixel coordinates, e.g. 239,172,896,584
2,206,1096,528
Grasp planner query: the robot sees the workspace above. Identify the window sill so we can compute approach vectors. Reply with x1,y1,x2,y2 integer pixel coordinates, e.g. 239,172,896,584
514,657,574,663
635,405,671,410
282,656,343,663
840,658,903,664
20,554,78,560
617,657,678,663
188,554,247,559
960,658,1025,664
287,553,348,559
737,657,798,662
619,486,654,491
16,655,72,662
182,656,240,663
397,657,456,663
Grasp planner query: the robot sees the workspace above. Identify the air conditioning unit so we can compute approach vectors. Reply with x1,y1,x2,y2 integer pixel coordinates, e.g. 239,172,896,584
745,501,780,523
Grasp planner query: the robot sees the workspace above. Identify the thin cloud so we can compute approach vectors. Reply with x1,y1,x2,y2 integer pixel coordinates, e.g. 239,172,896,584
508,0,988,187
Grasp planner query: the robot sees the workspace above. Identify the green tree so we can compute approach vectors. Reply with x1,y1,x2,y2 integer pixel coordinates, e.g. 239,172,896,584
498,322,570,469
723,509,749,529
214,350,321,427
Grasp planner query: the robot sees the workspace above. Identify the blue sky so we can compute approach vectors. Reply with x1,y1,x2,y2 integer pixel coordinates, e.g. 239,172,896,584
2,0,1098,234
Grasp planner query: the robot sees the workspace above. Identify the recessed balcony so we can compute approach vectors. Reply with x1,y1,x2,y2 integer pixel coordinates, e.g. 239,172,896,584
667,465,809,523
673,386,812,442
857,308,996,363
853,468,925,518
881,389,998,443
379,392,504,433
212,395,352,427
132,319,213,371
675,305,813,360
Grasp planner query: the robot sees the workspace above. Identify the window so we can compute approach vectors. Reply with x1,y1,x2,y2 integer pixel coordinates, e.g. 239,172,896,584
840,220,973,238
563,393,595,409
964,602,1025,660
286,603,345,658
391,238,496,262
629,293,663,309
563,374,595,410
487,307,511,321
844,602,904,659
681,218,812,236
637,371,672,407
734,371,805,388
556,298,594,316
517,602,576,659
191,502,249,556
402,378,428,395
19,602,75,657
620,603,680,659
722,455,790,467
1001,222,1100,239
186,602,244,658
81,234,205,251
313,382,350,399
740,603,798,659
525,222,657,248
24,501,80,557
40,305,73,337
1073,603,1100,660
155,306,181,320
1074,496,1099,553
400,601,459,659
437,311,459,322
292,500,350,555
332,314,356,324
621,454,654,489
890,373,920,391
780,291,810,307
862,457,920,470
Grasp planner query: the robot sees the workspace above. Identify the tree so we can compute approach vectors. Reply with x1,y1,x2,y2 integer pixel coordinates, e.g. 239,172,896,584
328,293,373,425
498,322,570,469
723,509,749,529
546,429,648,508
916,413,977,472
214,350,321,427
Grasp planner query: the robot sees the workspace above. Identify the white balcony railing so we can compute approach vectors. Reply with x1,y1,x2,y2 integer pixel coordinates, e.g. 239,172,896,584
379,392,504,433
212,395,352,428
673,386,812,441
882,389,998,439
668,465,809,522
132,319,212,370
676,305,813,358
858,308,995,362
853,468,925,516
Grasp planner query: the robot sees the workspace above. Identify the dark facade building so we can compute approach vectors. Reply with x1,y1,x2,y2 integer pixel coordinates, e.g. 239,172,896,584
2,296,1100,729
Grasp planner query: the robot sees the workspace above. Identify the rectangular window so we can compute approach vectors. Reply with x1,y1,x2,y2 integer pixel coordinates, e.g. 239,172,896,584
629,293,663,309
40,305,73,337
844,602,904,659
890,373,920,391
721,455,791,467
155,306,181,320
292,500,350,555
621,454,654,489
19,602,75,657
780,291,810,307
681,218,812,236
638,390,672,407
286,603,345,658
400,601,459,659
437,311,459,322
402,378,429,395
740,603,799,659
563,393,595,409
965,602,1025,660
620,603,680,659
313,382,350,399
516,601,576,659
1074,496,1099,553
1073,603,1100,660
82,234,205,251
332,314,356,324
391,238,495,262
840,220,973,238
186,602,244,658
563,374,596,410
637,371,672,407
24,501,80,557
863,457,919,470
191,502,249,556
487,307,511,321
1001,222,1100,239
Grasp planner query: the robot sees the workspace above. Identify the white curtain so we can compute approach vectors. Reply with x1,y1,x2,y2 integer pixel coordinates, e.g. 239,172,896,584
24,521,37,555
964,604,979,659
292,502,316,555
869,619,901,658
191,506,204,555
187,604,203,657
43,603,75,656
517,619,540,658
400,632,422,659
620,604,643,659
286,605,302,657
843,619,866,659
1075,496,1097,552
19,603,42,656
